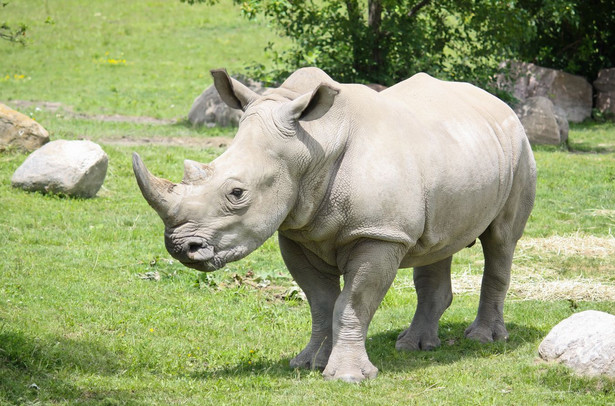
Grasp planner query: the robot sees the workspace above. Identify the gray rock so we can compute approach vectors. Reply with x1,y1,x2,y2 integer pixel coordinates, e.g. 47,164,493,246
515,96,569,145
11,140,108,198
365,83,387,92
0,103,49,152
188,78,267,127
497,62,593,123
594,68,615,117
538,310,615,378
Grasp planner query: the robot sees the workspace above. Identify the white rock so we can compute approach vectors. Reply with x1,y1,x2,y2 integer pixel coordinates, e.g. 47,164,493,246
538,310,615,378
11,140,108,198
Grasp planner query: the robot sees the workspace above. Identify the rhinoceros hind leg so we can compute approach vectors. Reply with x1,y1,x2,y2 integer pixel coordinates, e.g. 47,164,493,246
396,256,452,351
465,229,516,342
466,152,535,343
279,234,340,371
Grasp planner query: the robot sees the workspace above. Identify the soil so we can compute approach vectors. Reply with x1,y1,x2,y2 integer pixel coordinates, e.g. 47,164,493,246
2,100,233,148
3,100,177,125
96,135,232,148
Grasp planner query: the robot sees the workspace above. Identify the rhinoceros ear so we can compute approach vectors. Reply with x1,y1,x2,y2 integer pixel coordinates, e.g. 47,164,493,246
211,68,258,111
284,82,340,122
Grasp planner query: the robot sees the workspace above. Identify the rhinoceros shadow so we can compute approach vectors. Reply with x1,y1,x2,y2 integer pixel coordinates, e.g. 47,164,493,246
0,330,136,403
366,321,544,373
190,321,543,379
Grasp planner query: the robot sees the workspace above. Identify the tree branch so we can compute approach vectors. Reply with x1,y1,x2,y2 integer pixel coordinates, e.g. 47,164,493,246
0,23,26,44
408,0,431,18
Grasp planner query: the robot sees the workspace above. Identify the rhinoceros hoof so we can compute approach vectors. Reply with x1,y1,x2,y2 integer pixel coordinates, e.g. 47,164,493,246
464,320,509,343
395,327,441,351
322,355,378,383
323,363,378,383
289,345,331,371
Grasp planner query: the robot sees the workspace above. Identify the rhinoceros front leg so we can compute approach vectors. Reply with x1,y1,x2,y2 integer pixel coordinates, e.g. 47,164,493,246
279,235,341,371
396,256,453,351
322,240,405,383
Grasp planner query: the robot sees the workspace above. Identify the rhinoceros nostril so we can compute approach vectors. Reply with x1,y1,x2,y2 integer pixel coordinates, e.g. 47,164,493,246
187,240,203,253
184,240,215,262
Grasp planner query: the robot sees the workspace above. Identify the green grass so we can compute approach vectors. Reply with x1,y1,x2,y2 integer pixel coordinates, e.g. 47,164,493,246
1,123,614,404
2,1,615,404
0,0,285,119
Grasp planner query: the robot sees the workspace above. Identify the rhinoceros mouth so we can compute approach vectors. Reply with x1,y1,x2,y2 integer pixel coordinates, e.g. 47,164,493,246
178,245,249,272
181,260,223,272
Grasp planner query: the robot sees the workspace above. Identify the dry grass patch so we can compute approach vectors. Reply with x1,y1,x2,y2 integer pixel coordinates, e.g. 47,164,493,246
451,271,615,302
518,233,615,258
449,234,615,301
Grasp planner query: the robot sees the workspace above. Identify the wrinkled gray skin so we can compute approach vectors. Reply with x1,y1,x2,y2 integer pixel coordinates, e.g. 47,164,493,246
133,67,536,383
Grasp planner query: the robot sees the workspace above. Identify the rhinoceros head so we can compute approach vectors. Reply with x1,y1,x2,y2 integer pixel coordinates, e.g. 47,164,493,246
133,68,338,272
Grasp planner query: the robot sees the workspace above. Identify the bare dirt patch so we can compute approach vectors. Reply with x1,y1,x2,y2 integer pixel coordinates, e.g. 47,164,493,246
3,100,234,149
3,100,177,125
95,135,232,149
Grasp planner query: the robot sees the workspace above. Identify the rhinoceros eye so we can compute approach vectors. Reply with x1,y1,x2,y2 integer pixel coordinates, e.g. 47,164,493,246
230,188,244,199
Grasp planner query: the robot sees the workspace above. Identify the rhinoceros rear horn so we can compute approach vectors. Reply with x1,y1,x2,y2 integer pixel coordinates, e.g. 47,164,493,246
132,152,180,217
182,159,211,184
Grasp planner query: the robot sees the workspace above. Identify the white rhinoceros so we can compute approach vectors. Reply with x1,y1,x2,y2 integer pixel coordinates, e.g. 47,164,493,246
133,67,536,382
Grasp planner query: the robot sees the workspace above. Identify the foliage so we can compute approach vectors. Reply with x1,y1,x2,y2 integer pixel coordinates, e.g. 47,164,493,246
517,0,615,81
185,0,614,88
186,0,537,88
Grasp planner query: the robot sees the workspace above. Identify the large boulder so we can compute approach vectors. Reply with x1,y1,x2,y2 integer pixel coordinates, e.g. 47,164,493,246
188,78,267,127
538,310,615,378
11,140,108,198
594,68,615,117
515,96,569,145
497,62,593,122
0,103,50,152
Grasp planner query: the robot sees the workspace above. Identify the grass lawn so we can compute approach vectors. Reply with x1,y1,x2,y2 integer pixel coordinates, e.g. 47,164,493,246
2,1,615,404
0,0,285,119
1,127,614,404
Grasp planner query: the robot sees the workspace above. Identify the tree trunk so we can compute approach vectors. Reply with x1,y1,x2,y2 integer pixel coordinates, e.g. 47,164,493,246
368,0,384,78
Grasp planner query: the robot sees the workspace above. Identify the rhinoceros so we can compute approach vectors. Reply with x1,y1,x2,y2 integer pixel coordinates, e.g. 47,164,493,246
132,67,536,382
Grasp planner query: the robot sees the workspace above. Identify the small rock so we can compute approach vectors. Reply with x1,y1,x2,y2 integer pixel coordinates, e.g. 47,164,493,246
139,271,161,281
0,103,50,152
11,140,108,198
538,310,615,378
515,96,569,145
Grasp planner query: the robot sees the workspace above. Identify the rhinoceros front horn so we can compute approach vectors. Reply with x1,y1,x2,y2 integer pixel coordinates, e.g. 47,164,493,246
132,152,180,219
